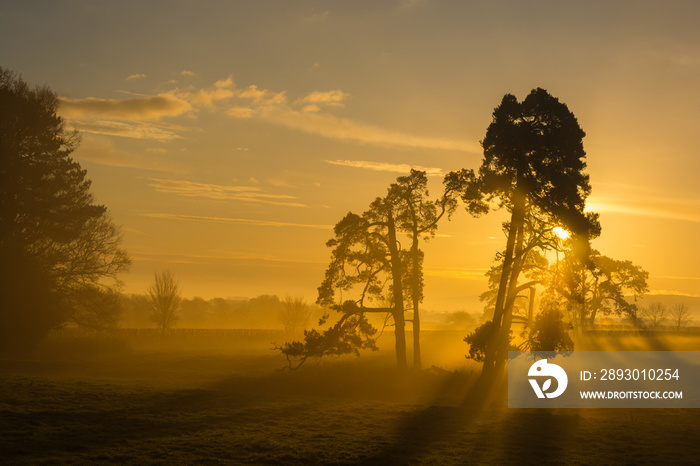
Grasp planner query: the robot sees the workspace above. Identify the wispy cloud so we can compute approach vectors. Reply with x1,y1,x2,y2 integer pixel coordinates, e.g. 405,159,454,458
142,213,332,229
587,195,700,223
63,75,475,152
302,104,320,113
297,90,348,106
58,88,195,141
227,106,255,118
148,178,308,207
73,136,144,168
72,135,179,171
324,159,444,176
306,10,330,22
236,85,287,105
67,119,183,142
182,75,236,107
654,275,700,281
236,104,477,152
180,70,196,77
126,73,146,81
203,78,477,152
60,94,192,121
646,289,700,298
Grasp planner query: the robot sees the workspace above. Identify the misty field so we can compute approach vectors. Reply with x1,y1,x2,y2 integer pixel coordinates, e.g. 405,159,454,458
1,330,699,465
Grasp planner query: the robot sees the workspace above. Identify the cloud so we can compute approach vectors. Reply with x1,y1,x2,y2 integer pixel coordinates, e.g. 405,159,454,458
646,289,700,298
586,195,700,223
237,85,287,105
126,73,146,81
191,88,235,106
184,75,236,107
297,90,348,105
73,136,143,168
233,102,477,152
654,275,700,281
215,75,234,88
226,106,255,118
64,75,475,152
302,104,320,113
59,94,192,121
239,85,267,100
148,178,308,207
324,159,444,176
306,10,330,22
166,76,266,109
266,178,293,188
180,70,196,76
142,213,332,229
59,91,194,141
67,119,183,142
72,135,177,171
230,82,474,150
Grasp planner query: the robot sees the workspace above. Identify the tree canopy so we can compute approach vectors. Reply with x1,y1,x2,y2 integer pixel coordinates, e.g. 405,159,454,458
0,68,130,352
277,170,456,370
450,88,599,375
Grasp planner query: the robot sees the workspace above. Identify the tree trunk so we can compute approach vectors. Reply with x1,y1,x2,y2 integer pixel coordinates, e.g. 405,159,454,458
387,211,407,370
528,286,536,325
413,297,421,370
588,278,599,329
496,219,526,373
483,187,526,376
411,238,422,370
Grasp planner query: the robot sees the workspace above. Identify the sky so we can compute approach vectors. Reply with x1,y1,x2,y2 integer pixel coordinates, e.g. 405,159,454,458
2,0,700,312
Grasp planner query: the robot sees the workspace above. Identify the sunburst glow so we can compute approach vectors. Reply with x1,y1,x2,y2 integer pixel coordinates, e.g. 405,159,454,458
553,226,570,240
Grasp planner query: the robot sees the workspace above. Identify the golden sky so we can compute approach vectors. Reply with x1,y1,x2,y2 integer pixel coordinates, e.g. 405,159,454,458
2,1,700,310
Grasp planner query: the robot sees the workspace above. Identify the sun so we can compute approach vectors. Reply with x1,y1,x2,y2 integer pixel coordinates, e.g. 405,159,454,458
553,226,570,240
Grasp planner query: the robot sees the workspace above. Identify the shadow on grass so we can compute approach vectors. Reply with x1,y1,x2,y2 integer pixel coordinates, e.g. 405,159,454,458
0,359,473,464
3,349,700,464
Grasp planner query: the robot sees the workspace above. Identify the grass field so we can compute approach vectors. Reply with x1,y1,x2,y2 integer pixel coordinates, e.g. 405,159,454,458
1,330,699,464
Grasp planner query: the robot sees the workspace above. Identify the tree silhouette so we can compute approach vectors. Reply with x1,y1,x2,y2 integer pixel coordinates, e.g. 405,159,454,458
669,303,692,330
464,320,515,362
278,296,312,337
449,88,600,376
388,170,458,369
524,298,574,351
642,302,667,329
546,246,648,330
147,270,181,333
317,196,409,369
478,248,549,324
277,171,454,370
0,68,130,352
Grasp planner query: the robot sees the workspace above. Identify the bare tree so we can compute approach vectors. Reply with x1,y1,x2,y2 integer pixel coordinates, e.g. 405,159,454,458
670,303,692,330
147,270,181,332
279,296,312,336
643,302,667,329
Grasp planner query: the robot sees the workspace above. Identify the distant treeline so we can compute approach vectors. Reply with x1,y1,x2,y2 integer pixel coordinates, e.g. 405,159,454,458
119,294,309,329
118,293,480,331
